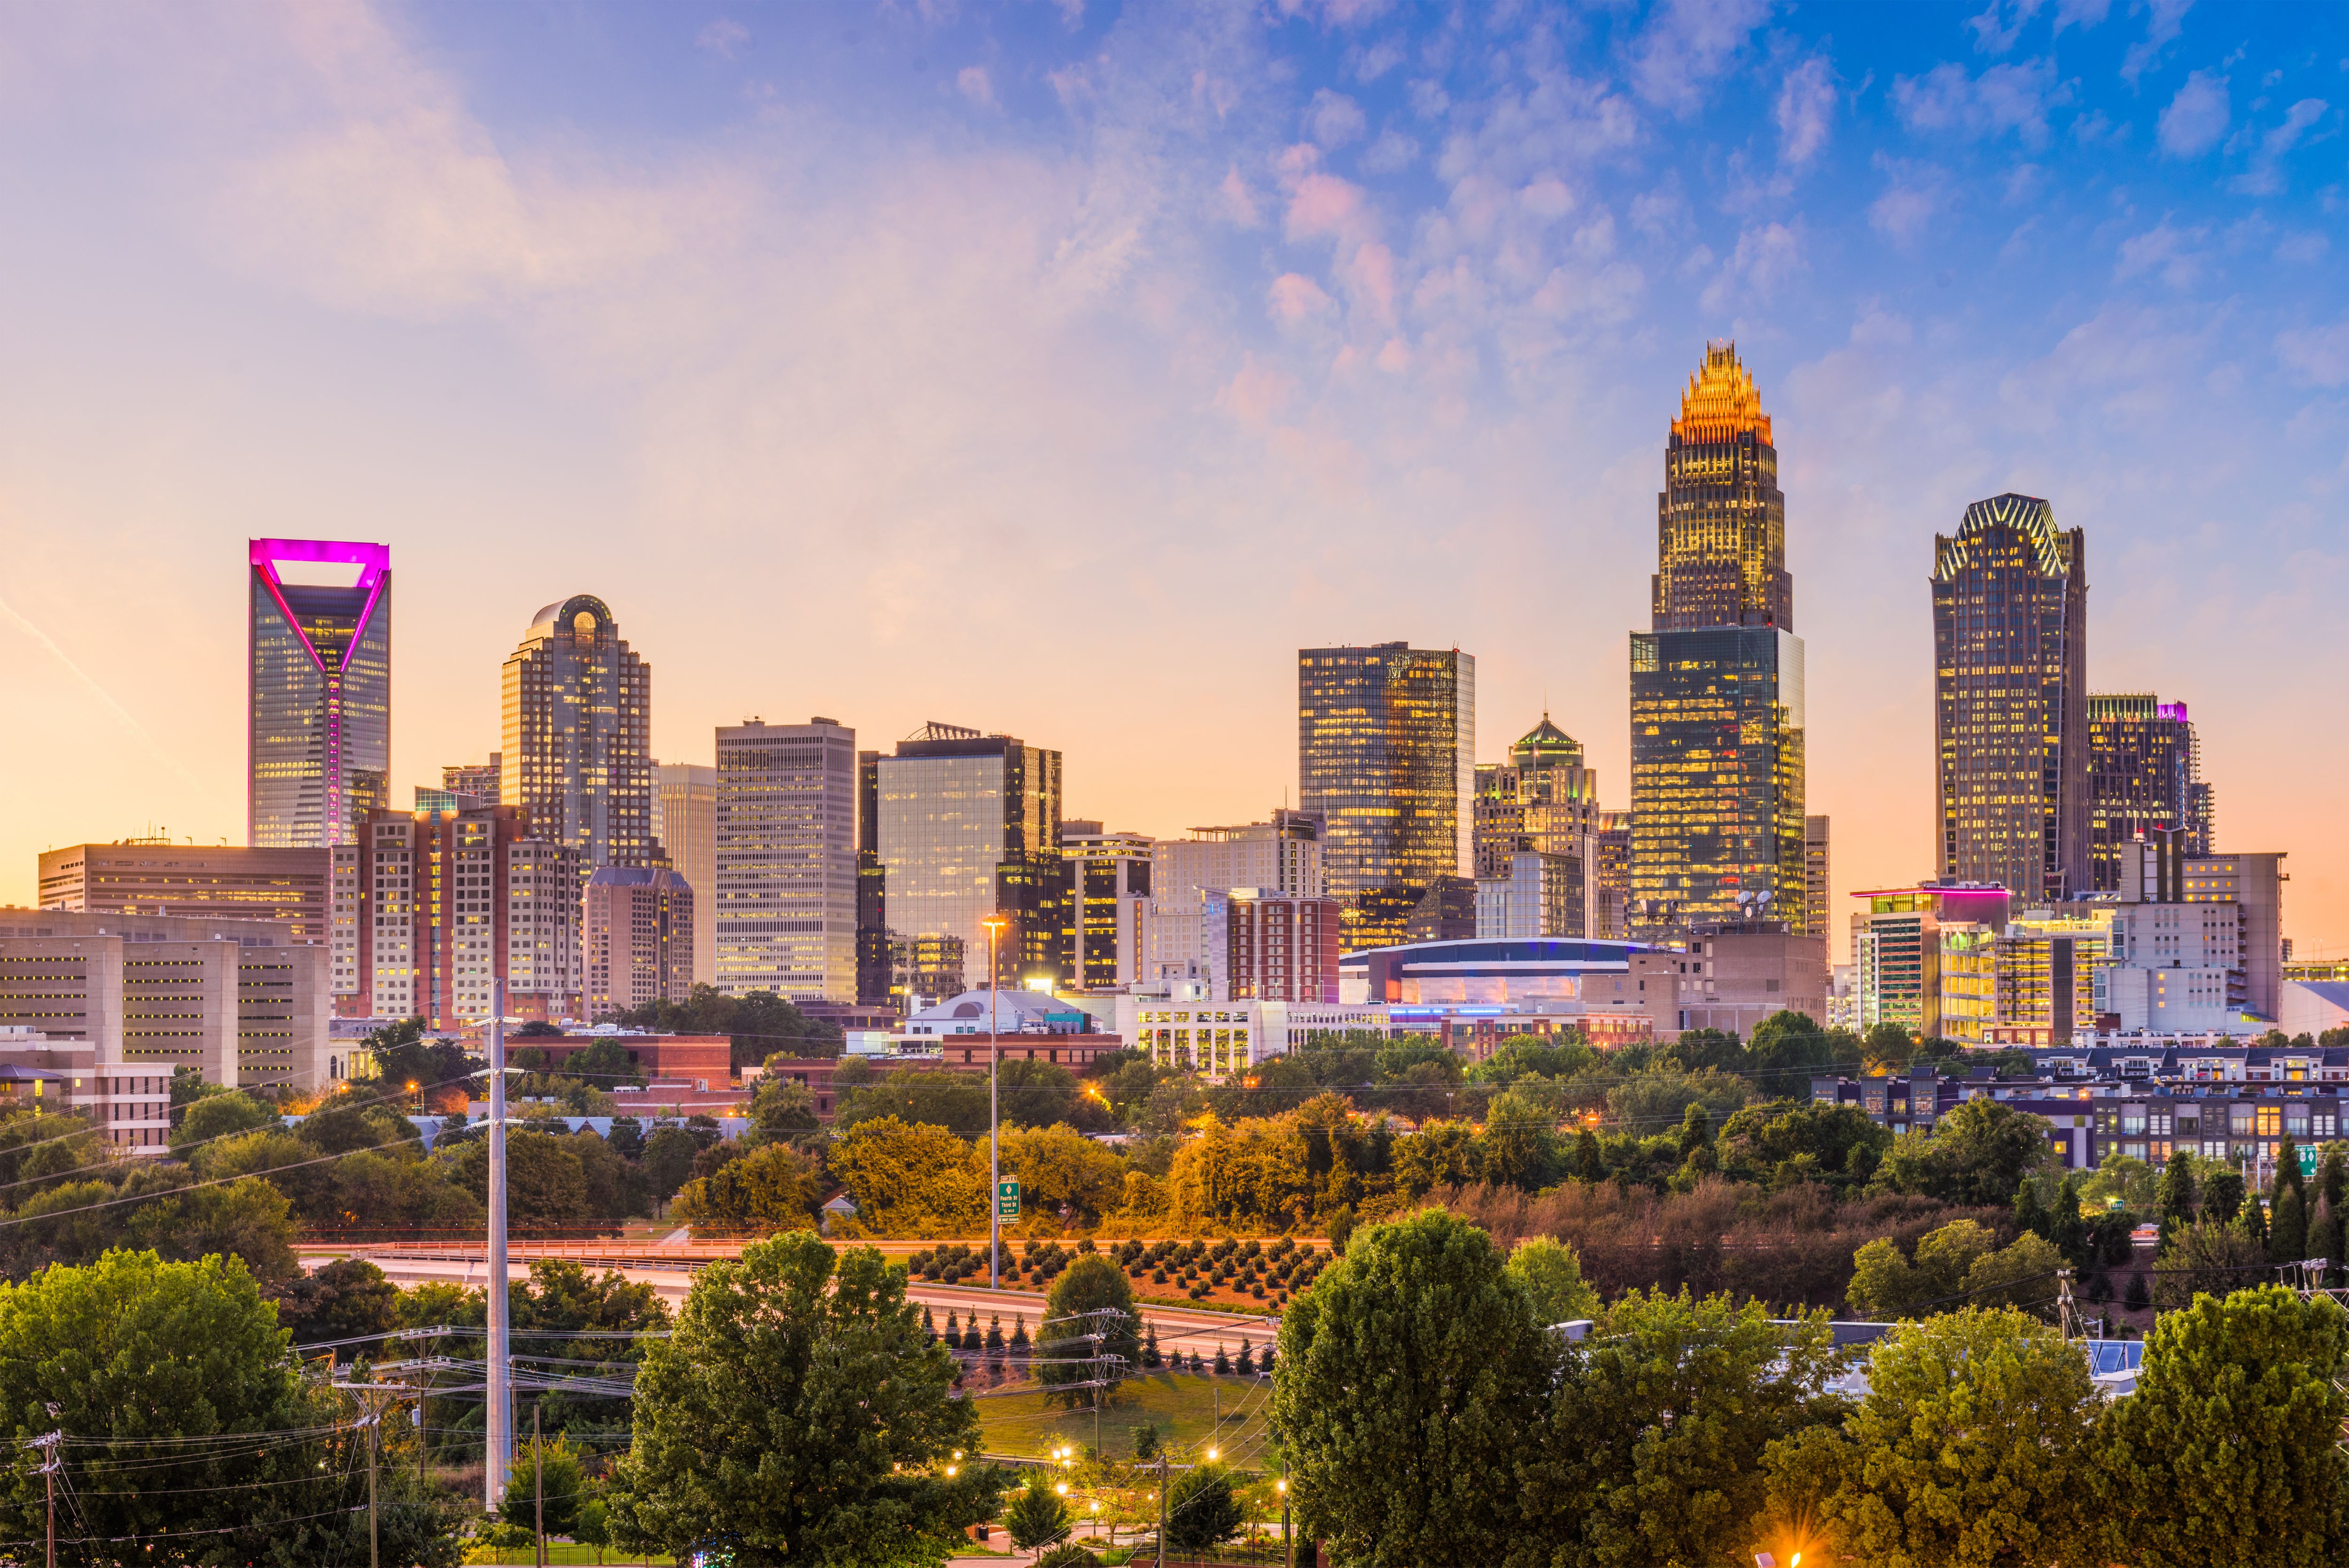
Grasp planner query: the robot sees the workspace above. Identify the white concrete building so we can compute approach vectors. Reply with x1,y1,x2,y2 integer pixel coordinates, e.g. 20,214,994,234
1148,814,1323,991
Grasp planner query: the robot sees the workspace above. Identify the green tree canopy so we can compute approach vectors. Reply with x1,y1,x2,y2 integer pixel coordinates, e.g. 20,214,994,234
1003,1476,1074,1554
1036,1254,1140,1407
275,1256,401,1347
451,1126,589,1234
605,1232,1000,1565
1164,1465,1245,1553
1526,1288,1846,1568
670,1141,825,1236
1503,1236,1599,1326
1272,1210,1551,1567
831,1116,987,1234
2154,1217,2272,1309
1869,1096,2057,1207
2094,1283,2349,1567
168,1089,275,1153
1769,1307,2100,1567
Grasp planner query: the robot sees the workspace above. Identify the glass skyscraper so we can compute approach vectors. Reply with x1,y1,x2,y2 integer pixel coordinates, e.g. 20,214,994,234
866,723,1065,992
1931,493,2088,902
1297,643,1475,952
2087,694,2212,892
248,538,391,847
499,594,664,878
1628,344,1806,941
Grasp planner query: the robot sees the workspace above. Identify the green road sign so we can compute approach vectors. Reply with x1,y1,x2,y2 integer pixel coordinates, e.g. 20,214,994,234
997,1179,1020,1219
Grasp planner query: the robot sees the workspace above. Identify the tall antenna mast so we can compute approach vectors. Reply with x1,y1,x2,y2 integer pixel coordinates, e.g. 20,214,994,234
485,979,513,1513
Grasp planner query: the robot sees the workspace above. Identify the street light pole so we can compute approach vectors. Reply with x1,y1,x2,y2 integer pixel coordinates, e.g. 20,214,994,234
486,978,512,1515
985,914,1005,1289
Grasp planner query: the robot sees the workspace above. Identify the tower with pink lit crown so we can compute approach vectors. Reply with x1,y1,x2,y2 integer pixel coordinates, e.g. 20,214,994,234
247,538,391,848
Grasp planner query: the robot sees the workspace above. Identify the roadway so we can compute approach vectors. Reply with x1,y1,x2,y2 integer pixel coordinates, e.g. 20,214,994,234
305,1245,1283,1359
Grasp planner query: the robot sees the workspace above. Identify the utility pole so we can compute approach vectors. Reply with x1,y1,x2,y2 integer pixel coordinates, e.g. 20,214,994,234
533,1403,545,1568
366,1397,380,1568
984,914,1005,1289
486,976,513,1514
2057,1266,2076,1343
1157,1449,1168,1568
1282,1468,1292,1568
28,1424,60,1568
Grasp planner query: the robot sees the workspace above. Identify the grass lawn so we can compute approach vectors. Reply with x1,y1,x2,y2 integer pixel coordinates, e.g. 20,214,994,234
972,1370,1277,1467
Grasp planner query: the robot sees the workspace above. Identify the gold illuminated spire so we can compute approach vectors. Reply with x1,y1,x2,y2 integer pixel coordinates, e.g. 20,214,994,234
1670,340,1773,447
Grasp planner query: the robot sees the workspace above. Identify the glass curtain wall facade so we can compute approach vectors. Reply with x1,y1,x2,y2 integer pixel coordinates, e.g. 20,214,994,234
2088,694,2212,893
1298,644,1475,952
248,539,391,848
1932,493,2089,903
653,762,718,985
1628,344,1806,943
714,720,856,1002
500,595,664,883
870,724,1065,991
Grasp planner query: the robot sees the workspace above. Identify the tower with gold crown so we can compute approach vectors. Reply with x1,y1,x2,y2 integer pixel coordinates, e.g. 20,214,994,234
1628,343,1808,943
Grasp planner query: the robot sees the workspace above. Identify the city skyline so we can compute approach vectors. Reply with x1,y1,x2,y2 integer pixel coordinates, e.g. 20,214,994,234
4,2,2345,955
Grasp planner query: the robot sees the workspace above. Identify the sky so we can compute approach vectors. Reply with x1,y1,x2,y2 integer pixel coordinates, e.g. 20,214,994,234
1,0,2345,957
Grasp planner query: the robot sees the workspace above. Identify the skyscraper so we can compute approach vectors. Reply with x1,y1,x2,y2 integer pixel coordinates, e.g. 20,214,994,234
653,762,719,985
1473,714,1603,878
713,719,857,1002
1628,344,1806,941
1931,494,2088,902
1803,815,1830,940
248,538,390,848
1298,643,1475,951
865,723,1065,991
2087,694,2213,892
585,866,694,1017
500,595,664,877
1060,824,1154,991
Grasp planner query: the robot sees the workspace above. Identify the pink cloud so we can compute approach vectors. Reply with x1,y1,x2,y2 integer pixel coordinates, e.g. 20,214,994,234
1216,354,1296,427
1268,272,1335,323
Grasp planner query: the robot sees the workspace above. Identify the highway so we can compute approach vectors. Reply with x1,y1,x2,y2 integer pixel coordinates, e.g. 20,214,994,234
305,1245,1283,1359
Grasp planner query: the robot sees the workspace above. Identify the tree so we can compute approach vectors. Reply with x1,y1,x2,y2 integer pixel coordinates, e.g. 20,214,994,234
1034,1544,1102,1568
1003,1476,1073,1556
1037,1254,1140,1407
750,1076,820,1134
2201,1164,2246,1224
991,1123,1128,1223
1573,1127,1604,1184
276,1257,401,1347
1527,1289,1845,1568
0,1166,300,1289
2154,1218,2274,1310
508,1428,585,1537
169,1089,274,1153
641,1125,704,1206
1479,1088,1558,1190
1845,1218,2000,1319
1504,1236,1600,1326
1769,1307,2100,1567
605,1233,1000,1564
670,1142,825,1236
1603,1068,1751,1138
831,1116,987,1234
1164,1465,1244,1553
1272,1210,1550,1567
1870,1097,2057,1207
2095,1284,2349,1566
0,1249,434,1561
2159,1150,2198,1235
451,1126,590,1233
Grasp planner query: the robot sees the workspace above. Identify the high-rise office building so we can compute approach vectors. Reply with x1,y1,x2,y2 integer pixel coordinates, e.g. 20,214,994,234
334,806,580,1027
2087,695,2212,893
248,539,391,847
500,595,664,879
1592,811,1633,941
1628,344,1805,941
713,720,856,1002
1474,714,1604,939
1850,884,2013,1038
1803,815,1830,940
864,723,1065,991
416,756,499,815
1217,892,1342,1003
1147,813,1322,990
1932,493,2089,902
1298,643,1475,952
1061,824,1154,991
39,839,333,941
653,762,719,986
584,866,694,1018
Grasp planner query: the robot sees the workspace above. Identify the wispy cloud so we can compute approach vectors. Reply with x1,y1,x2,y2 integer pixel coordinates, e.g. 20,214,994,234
2156,71,2229,158
1774,56,1836,166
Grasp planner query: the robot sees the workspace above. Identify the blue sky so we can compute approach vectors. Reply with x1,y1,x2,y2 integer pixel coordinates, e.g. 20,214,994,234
1,0,2345,949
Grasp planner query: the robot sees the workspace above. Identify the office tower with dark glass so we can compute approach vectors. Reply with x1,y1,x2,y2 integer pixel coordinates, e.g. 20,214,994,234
1931,493,2088,902
2087,695,2213,892
714,719,856,1002
500,595,665,877
1628,344,1805,942
1298,644,1475,952
248,539,391,847
866,723,1066,992
1060,823,1154,990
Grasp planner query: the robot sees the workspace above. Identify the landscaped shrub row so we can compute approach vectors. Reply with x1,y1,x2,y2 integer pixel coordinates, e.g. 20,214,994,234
1112,1236,1328,1303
